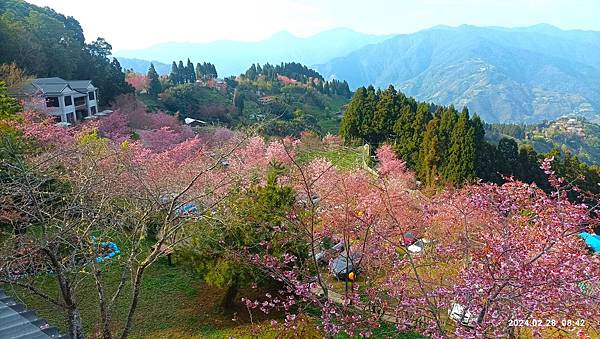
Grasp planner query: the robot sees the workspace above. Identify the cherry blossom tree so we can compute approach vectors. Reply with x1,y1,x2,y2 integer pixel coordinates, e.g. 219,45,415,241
125,72,149,93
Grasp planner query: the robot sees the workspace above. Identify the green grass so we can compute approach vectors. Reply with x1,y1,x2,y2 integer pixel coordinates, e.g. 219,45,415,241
296,146,366,170
0,253,277,338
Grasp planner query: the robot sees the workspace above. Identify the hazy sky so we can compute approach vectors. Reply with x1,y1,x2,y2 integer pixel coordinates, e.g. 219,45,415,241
27,0,600,52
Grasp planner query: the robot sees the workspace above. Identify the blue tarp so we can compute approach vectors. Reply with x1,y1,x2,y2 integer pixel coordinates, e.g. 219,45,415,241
176,203,198,215
579,232,600,253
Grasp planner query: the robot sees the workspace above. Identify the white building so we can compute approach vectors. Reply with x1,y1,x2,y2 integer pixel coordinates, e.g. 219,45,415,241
24,77,98,124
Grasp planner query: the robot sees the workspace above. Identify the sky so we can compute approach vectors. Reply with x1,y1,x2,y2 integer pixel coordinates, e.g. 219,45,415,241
27,0,600,52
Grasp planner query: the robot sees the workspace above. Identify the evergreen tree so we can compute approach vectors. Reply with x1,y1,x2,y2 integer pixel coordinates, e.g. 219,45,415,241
195,62,204,80
437,106,458,173
419,116,442,186
186,58,196,83
373,85,398,144
170,62,179,85
178,60,185,84
361,86,379,144
410,102,433,168
340,87,367,143
393,105,415,162
147,63,162,97
445,108,475,184
233,89,244,113
497,137,519,176
246,64,257,80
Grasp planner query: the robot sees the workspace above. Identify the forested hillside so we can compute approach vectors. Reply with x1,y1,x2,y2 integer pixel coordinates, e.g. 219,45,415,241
486,117,600,165
0,0,133,104
130,59,351,135
340,85,600,195
318,24,600,123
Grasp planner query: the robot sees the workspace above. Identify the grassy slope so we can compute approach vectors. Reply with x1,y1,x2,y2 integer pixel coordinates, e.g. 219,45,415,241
296,146,366,170
1,253,282,338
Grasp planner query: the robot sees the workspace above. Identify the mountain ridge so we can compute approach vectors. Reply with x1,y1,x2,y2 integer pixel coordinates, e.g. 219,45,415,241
114,28,393,77
316,24,600,123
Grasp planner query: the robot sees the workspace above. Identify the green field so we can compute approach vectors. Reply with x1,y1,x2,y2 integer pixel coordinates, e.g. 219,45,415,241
1,251,282,338
296,146,367,170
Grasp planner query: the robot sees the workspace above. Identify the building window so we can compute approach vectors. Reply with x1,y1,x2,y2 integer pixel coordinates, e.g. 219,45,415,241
74,96,86,107
46,97,60,108
64,96,72,106
90,106,97,114
88,91,95,101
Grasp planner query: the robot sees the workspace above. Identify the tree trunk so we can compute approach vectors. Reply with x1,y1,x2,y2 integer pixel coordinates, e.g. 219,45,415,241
93,266,113,339
120,269,144,339
68,307,84,339
45,248,85,338
221,276,240,312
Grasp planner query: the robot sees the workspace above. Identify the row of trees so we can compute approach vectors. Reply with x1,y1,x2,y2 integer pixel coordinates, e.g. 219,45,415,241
242,62,352,98
341,85,480,185
0,0,133,105
169,59,218,85
244,62,323,82
341,85,600,193
317,78,352,98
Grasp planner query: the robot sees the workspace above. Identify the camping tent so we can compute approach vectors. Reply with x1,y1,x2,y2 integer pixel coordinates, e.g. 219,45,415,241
330,252,361,280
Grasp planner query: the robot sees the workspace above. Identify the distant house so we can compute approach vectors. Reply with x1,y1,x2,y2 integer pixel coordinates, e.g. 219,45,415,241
196,78,227,94
23,77,99,124
258,96,275,104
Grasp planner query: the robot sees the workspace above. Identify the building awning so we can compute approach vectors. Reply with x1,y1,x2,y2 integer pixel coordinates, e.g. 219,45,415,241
0,289,67,338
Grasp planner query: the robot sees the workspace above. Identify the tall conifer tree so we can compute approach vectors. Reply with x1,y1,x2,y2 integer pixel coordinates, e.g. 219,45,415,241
147,63,162,97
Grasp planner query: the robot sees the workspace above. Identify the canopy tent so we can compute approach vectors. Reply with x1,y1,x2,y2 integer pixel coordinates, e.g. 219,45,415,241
579,232,600,253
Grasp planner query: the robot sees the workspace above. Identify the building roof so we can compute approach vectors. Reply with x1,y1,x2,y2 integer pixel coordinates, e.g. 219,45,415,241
25,77,95,96
184,118,207,125
0,289,67,339
67,80,96,92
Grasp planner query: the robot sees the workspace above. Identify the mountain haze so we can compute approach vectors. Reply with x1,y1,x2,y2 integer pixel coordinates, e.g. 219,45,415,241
114,28,391,77
117,58,171,75
317,24,600,123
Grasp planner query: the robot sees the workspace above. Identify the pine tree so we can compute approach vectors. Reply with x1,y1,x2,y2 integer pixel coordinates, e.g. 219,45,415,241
419,116,442,186
186,59,196,83
169,62,179,85
445,108,475,185
373,85,398,144
340,87,367,144
178,60,185,84
147,63,162,97
410,102,433,169
211,64,218,78
196,62,204,80
498,137,519,176
246,64,257,80
437,106,458,173
393,103,416,162
361,86,379,144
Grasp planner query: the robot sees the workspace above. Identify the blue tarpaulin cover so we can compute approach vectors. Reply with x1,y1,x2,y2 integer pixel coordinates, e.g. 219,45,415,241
579,232,600,253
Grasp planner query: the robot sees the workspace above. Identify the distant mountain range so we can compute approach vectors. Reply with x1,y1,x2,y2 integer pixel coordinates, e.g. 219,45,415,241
116,24,600,123
316,24,600,123
114,28,391,77
117,58,170,76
